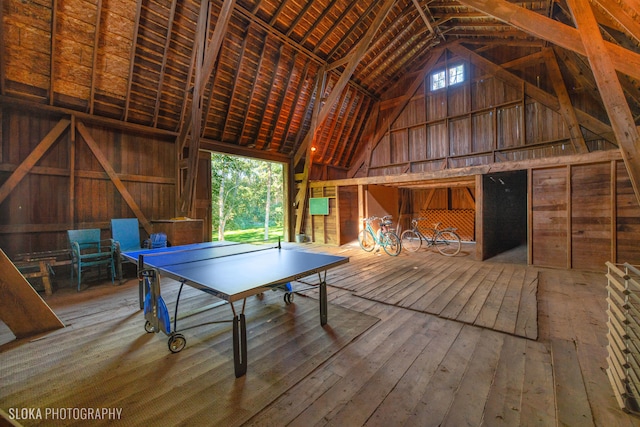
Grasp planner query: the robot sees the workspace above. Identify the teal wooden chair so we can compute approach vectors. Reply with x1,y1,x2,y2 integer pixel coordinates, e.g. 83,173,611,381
67,229,116,291
111,218,143,282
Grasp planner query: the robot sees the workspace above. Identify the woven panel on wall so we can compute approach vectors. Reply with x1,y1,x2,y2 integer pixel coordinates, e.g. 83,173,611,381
417,209,475,241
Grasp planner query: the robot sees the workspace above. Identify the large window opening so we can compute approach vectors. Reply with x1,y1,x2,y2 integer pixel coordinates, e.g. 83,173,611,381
211,153,284,243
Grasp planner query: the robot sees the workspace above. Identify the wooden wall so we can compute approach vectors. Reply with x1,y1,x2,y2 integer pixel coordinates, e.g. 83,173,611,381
305,186,338,245
0,108,177,258
530,160,640,270
363,51,614,178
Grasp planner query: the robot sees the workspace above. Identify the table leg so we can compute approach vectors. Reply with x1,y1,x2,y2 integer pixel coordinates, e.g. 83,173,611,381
233,313,247,377
319,278,328,326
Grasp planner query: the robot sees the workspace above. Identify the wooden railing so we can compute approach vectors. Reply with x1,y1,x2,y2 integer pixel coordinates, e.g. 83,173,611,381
606,261,640,413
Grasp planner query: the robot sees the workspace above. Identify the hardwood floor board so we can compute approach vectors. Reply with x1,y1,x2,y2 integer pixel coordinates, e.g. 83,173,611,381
286,312,427,426
324,315,447,426
439,262,494,320
456,265,505,325
364,255,452,305
356,266,429,303
409,261,476,313
515,269,539,339
404,324,484,426
493,265,527,335
395,258,466,309
551,337,596,426
519,339,556,426
474,265,515,331
440,328,506,426
481,334,527,426
425,262,487,316
363,318,464,427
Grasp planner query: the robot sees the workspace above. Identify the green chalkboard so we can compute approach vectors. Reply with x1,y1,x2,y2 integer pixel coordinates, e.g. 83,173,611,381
309,197,329,215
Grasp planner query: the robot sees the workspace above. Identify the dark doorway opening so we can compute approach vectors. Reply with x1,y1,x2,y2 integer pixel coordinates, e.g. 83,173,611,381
482,170,528,263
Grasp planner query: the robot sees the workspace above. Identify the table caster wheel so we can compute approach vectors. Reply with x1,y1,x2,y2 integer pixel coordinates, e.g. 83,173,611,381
168,334,186,353
144,320,154,333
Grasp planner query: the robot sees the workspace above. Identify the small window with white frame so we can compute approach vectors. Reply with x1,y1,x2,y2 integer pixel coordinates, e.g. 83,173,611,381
430,70,446,91
448,64,464,86
430,63,465,91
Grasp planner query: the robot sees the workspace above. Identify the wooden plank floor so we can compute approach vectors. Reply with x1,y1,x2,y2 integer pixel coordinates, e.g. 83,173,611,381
1,242,639,426
335,249,539,339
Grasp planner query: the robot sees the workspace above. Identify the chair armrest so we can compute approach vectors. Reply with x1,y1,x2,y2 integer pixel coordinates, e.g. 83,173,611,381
70,241,81,260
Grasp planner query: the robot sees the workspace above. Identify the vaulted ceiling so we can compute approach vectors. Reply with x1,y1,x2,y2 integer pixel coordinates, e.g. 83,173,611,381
2,0,640,173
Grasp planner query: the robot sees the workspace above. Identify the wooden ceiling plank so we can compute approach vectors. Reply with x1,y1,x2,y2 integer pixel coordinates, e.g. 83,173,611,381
343,97,374,168
152,0,178,128
328,90,358,165
294,0,399,168
238,33,269,146
594,0,640,45
278,60,312,154
327,1,379,60
124,0,144,122
338,94,367,167
253,44,283,149
299,0,341,46
313,1,360,55
411,0,435,36
456,0,640,81
318,87,349,163
48,0,59,105
263,49,299,151
0,119,70,205
285,2,314,38
542,47,588,153
88,0,103,115
221,29,250,142
566,0,640,203
76,121,152,234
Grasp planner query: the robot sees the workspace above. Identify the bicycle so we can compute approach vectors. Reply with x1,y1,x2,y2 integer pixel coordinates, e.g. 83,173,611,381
400,218,461,256
358,215,402,256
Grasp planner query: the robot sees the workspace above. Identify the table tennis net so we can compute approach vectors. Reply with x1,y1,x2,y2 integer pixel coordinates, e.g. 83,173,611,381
138,241,281,268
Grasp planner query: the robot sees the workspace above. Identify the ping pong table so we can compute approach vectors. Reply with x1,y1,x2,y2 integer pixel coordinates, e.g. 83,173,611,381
122,240,348,377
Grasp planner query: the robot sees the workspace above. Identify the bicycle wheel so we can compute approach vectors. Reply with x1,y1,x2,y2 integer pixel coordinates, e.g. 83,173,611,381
358,229,376,252
434,230,461,256
382,232,402,256
400,229,422,252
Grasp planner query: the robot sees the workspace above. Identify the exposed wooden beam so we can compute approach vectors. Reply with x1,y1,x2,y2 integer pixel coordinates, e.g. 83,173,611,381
294,0,398,168
0,119,70,205
76,122,152,234
456,0,640,81
319,148,622,189
566,0,640,203
542,48,588,153
179,0,236,216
